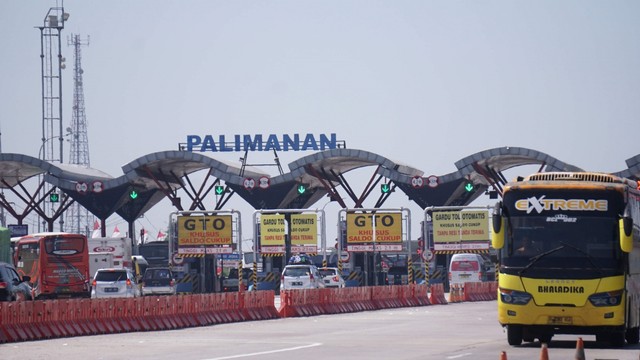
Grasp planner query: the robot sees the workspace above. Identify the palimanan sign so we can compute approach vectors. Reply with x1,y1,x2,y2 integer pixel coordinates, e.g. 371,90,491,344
184,133,340,152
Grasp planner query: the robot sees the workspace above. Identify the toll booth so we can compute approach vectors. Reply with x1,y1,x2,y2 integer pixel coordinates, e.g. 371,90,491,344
170,210,242,294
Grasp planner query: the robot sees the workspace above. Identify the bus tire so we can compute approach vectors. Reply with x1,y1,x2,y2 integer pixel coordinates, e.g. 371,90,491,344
626,327,640,345
507,325,523,346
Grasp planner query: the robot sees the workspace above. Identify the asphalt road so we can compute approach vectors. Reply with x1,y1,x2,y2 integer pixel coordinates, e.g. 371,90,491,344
2,300,640,360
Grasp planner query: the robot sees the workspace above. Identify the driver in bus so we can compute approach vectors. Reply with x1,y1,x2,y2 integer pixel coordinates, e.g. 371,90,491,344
515,236,538,256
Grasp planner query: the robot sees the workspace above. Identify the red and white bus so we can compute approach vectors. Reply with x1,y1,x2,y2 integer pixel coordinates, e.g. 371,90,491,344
14,232,91,299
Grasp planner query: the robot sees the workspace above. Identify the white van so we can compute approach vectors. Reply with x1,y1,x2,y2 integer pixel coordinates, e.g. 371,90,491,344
448,253,484,286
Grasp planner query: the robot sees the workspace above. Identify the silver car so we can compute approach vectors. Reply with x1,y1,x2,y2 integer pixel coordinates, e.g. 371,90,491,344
280,264,325,291
91,268,140,298
318,267,346,288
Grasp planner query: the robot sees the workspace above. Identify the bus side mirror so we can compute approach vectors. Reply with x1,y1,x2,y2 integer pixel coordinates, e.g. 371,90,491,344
491,202,505,250
620,217,633,253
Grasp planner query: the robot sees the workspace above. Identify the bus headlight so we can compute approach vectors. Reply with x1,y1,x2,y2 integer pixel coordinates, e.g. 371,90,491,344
588,290,623,307
500,288,532,305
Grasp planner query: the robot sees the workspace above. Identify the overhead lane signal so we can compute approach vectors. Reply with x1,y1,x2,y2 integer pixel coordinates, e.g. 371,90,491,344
49,192,59,203
297,184,307,195
464,181,474,192
129,190,139,199
381,183,391,194
215,185,225,195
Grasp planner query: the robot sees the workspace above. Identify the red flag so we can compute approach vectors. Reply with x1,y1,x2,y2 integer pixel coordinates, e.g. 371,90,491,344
157,231,166,241
92,220,101,238
112,226,121,237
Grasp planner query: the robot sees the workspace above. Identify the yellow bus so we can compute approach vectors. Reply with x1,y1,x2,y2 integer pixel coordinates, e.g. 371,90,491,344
491,172,640,347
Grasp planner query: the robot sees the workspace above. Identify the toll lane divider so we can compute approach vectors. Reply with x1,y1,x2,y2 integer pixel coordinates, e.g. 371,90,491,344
0,283,491,343
429,283,448,305
463,282,498,302
278,284,432,318
0,290,279,344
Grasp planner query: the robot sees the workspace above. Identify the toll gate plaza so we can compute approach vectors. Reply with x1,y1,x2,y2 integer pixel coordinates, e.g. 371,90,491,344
1,145,639,292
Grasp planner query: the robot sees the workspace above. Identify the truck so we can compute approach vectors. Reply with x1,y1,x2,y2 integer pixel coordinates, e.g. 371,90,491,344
89,252,114,280
87,237,133,270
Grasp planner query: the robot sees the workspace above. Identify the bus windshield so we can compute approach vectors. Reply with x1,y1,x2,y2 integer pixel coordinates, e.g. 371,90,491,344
501,215,623,278
44,236,85,256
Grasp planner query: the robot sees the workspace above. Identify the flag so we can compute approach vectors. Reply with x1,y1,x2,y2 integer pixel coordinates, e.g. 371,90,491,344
157,230,167,241
112,226,121,237
92,220,101,238
143,228,149,242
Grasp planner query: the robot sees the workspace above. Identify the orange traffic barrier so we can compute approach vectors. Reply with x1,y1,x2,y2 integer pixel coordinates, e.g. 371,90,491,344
429,283,448,305
499,350,507,360
539,342,549,360
2,283,431,343
575,337,585,360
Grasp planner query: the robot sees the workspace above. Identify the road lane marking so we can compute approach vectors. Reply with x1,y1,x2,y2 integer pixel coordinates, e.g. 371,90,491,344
203,342,323,359
447,353,472,359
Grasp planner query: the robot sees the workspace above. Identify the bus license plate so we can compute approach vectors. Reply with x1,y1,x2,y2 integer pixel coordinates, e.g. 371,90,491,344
548,316,572,325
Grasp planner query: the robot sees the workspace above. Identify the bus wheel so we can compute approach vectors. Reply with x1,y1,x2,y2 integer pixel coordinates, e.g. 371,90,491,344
626,327,640,345
610,331,626,347
507,325,523,346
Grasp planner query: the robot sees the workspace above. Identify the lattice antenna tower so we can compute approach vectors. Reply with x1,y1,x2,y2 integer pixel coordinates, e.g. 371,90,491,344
37,3,69,231
65,33,92,237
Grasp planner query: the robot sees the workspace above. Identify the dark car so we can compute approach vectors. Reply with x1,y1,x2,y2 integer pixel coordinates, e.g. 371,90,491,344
385,266,409,285
222,268,252,292
141,267,176,296
0,262,32,301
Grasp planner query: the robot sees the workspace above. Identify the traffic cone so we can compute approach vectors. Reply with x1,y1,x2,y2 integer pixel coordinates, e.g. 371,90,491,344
574,337,585,360
448,284,456,302
539,342,549,360
499,350,507,360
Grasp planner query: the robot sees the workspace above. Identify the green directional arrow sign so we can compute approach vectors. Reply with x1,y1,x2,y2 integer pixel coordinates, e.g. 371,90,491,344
215,185,224,195
49,193,59,203
464,182,474,192
381,184,391,194
297,184,307,195
129,190,139,199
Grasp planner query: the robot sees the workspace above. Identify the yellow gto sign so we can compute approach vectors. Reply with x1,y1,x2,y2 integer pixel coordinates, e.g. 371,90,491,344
346,212,402,243
177,215,232,246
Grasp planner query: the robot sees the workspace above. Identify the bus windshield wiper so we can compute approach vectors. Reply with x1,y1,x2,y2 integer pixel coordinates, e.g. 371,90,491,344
518,245,565,276
558,241,604,276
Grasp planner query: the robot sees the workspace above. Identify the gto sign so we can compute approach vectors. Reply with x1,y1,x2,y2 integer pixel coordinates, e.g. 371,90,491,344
345,212,402,244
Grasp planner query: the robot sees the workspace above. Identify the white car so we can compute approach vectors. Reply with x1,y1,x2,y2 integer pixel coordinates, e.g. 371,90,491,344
280,264,325,291
318,267,345,288
91,268,140,298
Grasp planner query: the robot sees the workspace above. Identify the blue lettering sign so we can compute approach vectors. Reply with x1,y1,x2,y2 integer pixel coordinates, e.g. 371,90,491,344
185,133,338,152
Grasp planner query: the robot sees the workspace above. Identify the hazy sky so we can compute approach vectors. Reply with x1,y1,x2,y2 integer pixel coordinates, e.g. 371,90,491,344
1,1,639,241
